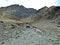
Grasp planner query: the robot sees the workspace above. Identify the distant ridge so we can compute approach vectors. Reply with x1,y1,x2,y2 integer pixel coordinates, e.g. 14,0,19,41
0,4,60,24
0,4,37,20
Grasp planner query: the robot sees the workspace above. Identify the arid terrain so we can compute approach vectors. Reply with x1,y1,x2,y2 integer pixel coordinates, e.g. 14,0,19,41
0,4,60,45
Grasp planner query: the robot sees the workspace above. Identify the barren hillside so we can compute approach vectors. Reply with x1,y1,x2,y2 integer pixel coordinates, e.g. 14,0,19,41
0,5,60,45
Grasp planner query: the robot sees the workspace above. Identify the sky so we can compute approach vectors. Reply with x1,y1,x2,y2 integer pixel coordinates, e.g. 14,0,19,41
0,0,59,9
56,0,60,6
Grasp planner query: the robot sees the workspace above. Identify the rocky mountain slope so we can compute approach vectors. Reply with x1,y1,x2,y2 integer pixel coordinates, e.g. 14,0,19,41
0,21,60,45
0,4,60,45
0,4,36,20
0,5,60,23
33,6,60,21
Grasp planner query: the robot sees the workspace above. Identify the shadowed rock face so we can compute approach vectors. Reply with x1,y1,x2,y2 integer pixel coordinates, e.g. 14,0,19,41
0,4,37,19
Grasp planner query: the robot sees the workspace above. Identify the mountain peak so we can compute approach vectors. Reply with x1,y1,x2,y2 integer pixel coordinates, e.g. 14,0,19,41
35,6,48,13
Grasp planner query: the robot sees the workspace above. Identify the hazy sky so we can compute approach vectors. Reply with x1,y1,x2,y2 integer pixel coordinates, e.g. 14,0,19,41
0,0,59,9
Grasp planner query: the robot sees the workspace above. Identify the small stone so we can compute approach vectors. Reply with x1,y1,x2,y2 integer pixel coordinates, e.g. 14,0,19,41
16,37,18,39
1,42,4,44
57,26,60,27
17,36,20,37
0,21,3,23
26,26,30,28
